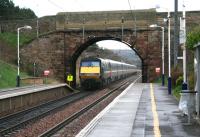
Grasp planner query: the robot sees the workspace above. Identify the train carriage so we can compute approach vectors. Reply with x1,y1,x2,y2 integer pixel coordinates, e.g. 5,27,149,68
79,57,137,90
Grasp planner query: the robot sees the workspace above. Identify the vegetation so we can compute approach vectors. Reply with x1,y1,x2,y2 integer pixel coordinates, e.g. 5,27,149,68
154,66,183,100
186,26,200,50
172,76,183,100
173,84,182,100
0,60,29,89
0,32,33,47
171,66,183,87
83,43,133,64
0,0,36,20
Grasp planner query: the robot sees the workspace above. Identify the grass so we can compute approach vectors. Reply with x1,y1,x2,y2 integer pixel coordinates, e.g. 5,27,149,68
0,32,34,48
0,60,29,89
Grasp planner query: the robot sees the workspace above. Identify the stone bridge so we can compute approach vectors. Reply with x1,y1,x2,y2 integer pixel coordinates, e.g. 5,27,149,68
21,9,162,87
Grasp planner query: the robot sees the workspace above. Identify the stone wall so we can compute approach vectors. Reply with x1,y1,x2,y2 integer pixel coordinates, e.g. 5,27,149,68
20,32,65,80
4,9,194,83
0,16,56,34
20,27,162,83
56,9,156,30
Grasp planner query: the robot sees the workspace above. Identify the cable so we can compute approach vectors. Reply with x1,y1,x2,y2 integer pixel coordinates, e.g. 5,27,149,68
127,0,137,37
48,0,65,12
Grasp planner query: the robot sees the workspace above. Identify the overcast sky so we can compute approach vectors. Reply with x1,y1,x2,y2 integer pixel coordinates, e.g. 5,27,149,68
97,40,131,50
12,0,200,17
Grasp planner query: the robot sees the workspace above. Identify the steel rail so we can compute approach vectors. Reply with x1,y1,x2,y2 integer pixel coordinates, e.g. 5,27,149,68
0,91,92,136
39,79,132,137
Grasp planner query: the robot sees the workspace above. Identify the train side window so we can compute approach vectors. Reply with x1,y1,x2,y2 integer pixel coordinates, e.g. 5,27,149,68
108,62,111,70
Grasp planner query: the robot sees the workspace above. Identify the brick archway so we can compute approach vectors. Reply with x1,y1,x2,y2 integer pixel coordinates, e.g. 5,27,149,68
21,29,161,86
70,36,144,87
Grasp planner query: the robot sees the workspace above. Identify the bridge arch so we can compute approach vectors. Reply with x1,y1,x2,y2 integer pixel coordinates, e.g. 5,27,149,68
70,36,144,87
21,29,161,86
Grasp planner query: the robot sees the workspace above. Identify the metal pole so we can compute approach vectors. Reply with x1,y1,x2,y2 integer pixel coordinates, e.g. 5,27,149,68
197,48,200,117
16,28,20,87
37,18,39,38
174,0,178,67
182,4,188,90
82,18,85,42
121,17,124,41
168,11,172,94
34,62,36,86
16,25,32,87
161,27,165,86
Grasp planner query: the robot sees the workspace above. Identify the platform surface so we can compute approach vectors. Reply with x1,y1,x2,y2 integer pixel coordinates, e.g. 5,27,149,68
77,83,200,137
0,84,66,99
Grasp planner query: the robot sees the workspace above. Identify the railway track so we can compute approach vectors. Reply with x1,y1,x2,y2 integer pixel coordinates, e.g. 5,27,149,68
39,77,134,137
0,73,141,136
0,91,93,136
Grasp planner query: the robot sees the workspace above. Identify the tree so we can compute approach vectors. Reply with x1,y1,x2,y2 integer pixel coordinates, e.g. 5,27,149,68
0,0,36,20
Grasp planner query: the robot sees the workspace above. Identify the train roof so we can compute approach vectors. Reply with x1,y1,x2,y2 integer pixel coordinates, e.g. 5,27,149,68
80,57,136,67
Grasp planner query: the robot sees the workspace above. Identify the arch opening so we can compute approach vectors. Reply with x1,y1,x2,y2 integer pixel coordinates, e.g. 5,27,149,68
71,36,143,88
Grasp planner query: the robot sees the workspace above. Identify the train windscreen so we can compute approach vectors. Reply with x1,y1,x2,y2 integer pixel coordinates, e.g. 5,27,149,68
81,61,100,67
80,61,100,75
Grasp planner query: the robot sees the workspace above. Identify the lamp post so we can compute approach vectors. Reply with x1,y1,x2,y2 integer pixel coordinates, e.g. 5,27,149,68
155,5,171,94
82,18,85,42
149,24,165,86
181,4,188,90
121,16,124,41
167,11,172,94
16,25,32,87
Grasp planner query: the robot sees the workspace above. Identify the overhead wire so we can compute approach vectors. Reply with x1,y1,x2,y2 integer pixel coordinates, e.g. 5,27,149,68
47,0,65,12
127,0,137,37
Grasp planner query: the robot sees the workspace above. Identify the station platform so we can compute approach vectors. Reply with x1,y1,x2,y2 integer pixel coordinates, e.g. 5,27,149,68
77,83,200,137
0,84,72,117
0,84,67,99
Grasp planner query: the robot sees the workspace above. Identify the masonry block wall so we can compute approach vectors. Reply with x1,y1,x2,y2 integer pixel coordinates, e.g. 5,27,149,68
20,28,162,84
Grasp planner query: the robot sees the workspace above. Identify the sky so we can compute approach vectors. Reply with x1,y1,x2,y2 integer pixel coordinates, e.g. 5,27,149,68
12,0,200,17
97,40,132,50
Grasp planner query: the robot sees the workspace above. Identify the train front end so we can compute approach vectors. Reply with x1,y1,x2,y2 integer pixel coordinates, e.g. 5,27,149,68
79,58,101,89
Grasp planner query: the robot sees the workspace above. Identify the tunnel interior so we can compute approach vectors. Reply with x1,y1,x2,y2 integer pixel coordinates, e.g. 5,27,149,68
71,36,143,88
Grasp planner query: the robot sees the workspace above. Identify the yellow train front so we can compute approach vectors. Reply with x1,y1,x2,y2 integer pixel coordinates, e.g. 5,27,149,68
79,58,102,89
79,57,137,90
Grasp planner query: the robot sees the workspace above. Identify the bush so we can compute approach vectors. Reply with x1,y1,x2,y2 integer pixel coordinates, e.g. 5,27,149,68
186,26,200,50
188,71,195,90
171,66,183,87
176,76,183,86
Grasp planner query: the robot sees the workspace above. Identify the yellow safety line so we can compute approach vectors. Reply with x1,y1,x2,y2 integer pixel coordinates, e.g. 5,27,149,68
150,83,161,137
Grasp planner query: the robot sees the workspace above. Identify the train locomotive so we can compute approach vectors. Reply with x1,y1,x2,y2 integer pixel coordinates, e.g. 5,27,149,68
79,57,138,89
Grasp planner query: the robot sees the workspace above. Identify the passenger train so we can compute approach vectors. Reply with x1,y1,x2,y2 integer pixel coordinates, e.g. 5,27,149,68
79,57,138,89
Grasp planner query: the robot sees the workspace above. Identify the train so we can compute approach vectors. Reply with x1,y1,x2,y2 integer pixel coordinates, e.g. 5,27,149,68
79,57,139,90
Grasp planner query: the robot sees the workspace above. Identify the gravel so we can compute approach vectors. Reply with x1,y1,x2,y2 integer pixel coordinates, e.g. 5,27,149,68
58,88,124,137
10,88,122,137
10,76,137,137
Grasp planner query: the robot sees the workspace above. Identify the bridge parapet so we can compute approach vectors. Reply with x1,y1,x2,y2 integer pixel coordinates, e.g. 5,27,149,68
56,9,156,30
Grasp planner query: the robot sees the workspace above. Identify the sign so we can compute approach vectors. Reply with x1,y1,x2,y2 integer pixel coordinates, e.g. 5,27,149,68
155,67,160,73
44,70,50,76
67,74,73,82
177,56,183,60
179,17,186,44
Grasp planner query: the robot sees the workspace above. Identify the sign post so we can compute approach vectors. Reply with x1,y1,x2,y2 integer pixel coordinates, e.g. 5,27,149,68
44,70,50,84
155,67,161,74
67,74,73,87
155,67,161,81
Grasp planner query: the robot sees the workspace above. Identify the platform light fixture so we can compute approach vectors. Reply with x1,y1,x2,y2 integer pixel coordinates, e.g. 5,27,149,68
156,5,171,94
16,25,32,87
149,24,165,86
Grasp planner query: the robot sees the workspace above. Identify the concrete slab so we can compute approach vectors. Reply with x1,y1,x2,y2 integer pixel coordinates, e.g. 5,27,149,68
77,83,200,137
77,83,144,137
